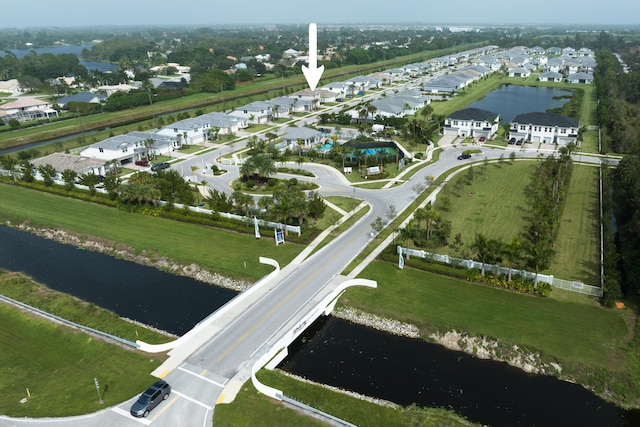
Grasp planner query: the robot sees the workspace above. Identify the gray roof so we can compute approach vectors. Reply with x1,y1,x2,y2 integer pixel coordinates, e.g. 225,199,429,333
282,126,322,140
92,131,173,150
511,112,579,128
57,92,106,105
449,108,499,122
31,153,104,172
372,98,407,115
567,72,594,81
166,112,240,130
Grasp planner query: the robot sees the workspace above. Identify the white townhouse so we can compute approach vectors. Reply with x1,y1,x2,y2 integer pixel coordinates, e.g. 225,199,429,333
320,82,349,100
444,108,500,139
80,131,178,166
229,101,273,124
509,112,579,145
157,112,245,144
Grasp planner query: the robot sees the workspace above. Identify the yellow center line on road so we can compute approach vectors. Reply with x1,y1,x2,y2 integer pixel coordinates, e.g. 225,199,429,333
216,219,369,363
150,394,180,422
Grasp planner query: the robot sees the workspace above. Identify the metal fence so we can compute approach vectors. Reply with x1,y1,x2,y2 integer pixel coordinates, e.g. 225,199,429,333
397,246,603,297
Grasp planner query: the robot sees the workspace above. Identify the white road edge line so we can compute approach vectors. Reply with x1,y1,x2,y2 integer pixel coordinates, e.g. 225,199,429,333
177,366,227,387
173,390,213,410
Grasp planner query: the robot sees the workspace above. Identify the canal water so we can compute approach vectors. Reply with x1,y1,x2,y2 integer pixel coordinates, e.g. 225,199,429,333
468,84,573,123
0,226,632,426
278,316,629,427
0,226,236,335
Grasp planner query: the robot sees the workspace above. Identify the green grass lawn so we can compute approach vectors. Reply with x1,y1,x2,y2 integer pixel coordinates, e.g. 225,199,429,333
430,160,537,252
345,261,629,372
0,301,163,417
549,165,600,285
0,183,302,282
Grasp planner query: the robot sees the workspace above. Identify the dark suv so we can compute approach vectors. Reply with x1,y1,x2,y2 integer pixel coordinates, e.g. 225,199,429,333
130,380,171,418
151,162,170,172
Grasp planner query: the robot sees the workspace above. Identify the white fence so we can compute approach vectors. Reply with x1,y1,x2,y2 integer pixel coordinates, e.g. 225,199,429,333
157,201,301,236
397,246,603,297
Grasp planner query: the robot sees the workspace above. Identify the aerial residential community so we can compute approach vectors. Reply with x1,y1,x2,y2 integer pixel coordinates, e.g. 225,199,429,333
2,4,640,426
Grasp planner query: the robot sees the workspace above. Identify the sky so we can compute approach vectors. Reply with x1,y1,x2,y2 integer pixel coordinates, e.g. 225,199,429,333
1,0,639,29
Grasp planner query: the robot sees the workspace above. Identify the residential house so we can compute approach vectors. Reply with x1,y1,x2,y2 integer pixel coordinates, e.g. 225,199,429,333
0,79,20,93
31,153,106,181
508,67,531,78
0,98,58,123
157,112,245,144
538,71,564,83
283,48,299,59
229,101,273,124
80,131,177,166
509,112,579,145
422,73,470,93
444,108,500,139
566,72,594,84
56,92,107,109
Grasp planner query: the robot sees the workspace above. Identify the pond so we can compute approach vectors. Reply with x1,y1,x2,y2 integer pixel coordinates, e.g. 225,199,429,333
468,84,573,123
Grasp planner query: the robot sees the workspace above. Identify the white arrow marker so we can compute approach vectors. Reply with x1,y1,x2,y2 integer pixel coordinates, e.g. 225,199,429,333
301,23,324,91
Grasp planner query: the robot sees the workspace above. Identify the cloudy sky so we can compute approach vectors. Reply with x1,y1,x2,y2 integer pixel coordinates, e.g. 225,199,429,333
1,0,638,28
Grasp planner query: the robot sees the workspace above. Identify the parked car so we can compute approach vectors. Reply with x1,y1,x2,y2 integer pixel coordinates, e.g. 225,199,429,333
457,153,471,160
478,136,486,142
130,380,171,418
135,160,149,167
508,137,516,144
516,139,524,146
151,162,170,172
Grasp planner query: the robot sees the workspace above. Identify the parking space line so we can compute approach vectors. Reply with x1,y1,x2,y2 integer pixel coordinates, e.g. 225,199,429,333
173,390,213,410
177,366,227,387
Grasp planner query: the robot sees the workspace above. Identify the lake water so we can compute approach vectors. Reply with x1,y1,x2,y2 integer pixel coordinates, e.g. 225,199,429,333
0,44,117,72
468,84,573,123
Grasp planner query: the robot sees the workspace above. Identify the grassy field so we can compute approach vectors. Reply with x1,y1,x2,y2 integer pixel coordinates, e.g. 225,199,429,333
213,370,479,427
417,160,599,284
432,159,537,249
549,165,600,285
0,183,302,282
0,300,163,417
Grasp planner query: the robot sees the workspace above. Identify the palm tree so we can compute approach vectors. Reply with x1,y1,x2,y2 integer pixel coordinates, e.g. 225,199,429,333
471,233,491,276
503,236,523,282
366,103,377,123
272,104,280,120
358,108,368,125
182,131,189,148
523,240,555,286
